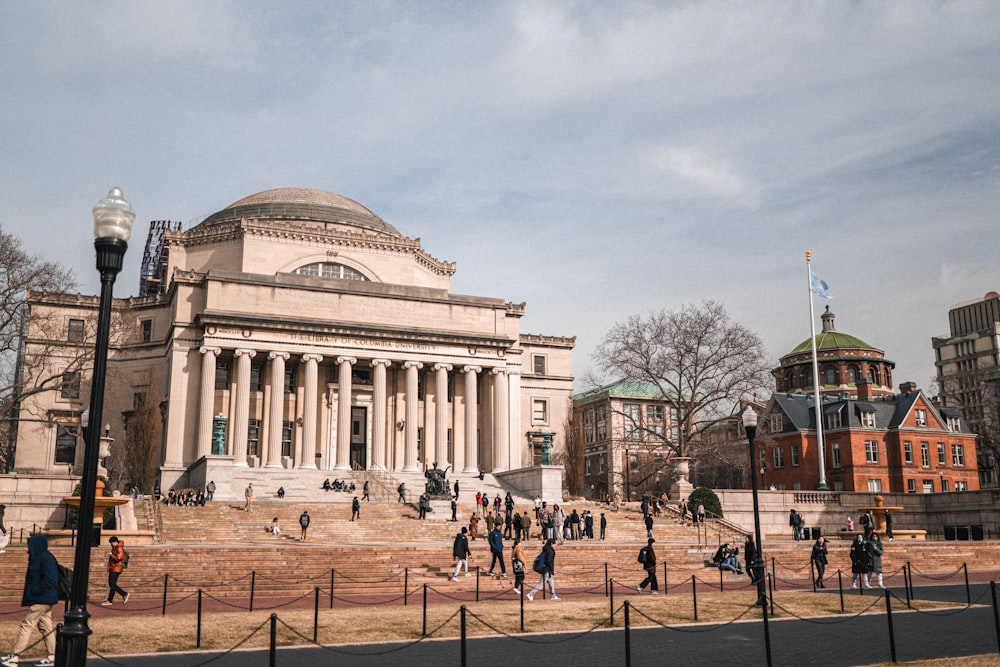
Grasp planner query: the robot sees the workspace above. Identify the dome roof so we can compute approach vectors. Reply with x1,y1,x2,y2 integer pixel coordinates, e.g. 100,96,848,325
197,187,402,237
785,306,879,356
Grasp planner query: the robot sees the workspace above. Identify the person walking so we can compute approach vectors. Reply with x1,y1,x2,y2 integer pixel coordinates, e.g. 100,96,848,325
811,536,829,588
101,535,129,606
527,538,558,601
451,527,471,580
2,535,58,666
885,511,895,542
636,538,659,594
418,494,429,520
789,509,802,540
600,513,607,540
850,534,872,589
244,483,254,512
361,480,370,502
697,503,706,523
584,510,594,540
475,492,483,518
867,533,885,588
453,479,460,500
511,538,527,594
486,524,508,578
350,496,361,522
299,510,310,541
644,512,654,540
521,511,532,541
503,508,513,539
397,482,406,503
450,496,458,522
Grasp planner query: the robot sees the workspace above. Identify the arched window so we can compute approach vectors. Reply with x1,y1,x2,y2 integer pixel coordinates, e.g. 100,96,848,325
848,366,858,383
295,262,369,281
868,367,877,384
805,371,813,387
825,367,836,385
787,372,795,390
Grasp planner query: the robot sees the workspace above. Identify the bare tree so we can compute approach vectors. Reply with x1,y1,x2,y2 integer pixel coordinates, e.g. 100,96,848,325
0,227,77,471
555,414,585,497
593,300,771,463
937,368,1000,487
116,370,162,494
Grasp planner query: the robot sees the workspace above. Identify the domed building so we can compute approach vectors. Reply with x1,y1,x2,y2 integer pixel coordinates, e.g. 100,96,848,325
13,188,575,506
773,306,895,399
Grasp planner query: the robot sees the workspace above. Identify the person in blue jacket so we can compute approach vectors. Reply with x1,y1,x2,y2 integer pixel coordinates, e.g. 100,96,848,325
2,535,58,666
486,525,507,578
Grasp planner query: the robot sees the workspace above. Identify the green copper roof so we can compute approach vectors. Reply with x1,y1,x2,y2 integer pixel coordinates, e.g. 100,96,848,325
574,378,677,402
789,331,877,355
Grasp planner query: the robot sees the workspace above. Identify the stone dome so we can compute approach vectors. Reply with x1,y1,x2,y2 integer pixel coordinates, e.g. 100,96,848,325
786,306,879,356
197,187,402,237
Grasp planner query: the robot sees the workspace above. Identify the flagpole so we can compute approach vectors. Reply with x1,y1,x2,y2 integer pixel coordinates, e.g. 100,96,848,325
806,251,829,491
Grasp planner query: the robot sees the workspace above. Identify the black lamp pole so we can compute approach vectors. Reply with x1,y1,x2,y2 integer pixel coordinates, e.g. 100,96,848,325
57,188,134,667
743,409,772,667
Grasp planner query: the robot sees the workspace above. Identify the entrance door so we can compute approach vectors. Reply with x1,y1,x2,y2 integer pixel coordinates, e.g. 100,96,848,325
350,406,367,470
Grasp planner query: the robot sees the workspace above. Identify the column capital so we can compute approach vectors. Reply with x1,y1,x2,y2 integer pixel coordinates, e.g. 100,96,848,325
234,348,257,359
490,367,507,376
403,361,424,370
199,345,222,356
463,365,482,374
336,356,357,366
433,363,453,372
268,350,290,361
371,358,392,368
301,353,324,364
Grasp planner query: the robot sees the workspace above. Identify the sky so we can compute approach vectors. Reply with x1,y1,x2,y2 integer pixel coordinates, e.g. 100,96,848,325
2,1,999,393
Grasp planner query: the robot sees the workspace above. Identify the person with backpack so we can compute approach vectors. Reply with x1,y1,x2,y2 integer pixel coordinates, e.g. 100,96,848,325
101,535,129,606
526,538,558,600
451,527,472,580
299,510,310,541
2,535,58,666
860,511,874,539
636,538,659,594
511,538,527,594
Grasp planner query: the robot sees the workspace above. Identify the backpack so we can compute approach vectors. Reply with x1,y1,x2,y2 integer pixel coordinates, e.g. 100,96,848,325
532,552,546,574
637,547,648,564
860,514,870,526
57,564,73,601
122,549,130,569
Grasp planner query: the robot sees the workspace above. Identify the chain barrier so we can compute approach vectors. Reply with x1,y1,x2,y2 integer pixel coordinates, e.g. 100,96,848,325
907,564,964,580
332,571,402,585
770,592,884,623
424,585,476,602
168,572,253,588
273,609,462,656
770,558,811,572
885,588,989,616
329,592,408,606
465,607,608,644
627,598,759,632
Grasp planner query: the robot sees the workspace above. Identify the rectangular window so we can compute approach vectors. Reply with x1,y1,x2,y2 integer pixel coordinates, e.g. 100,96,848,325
281,421,293,457
596,405,607,440
833,480,844,491
955,481,968,492
215,360,229,390
250,362,264,392
68,318,85,343
773,446,785,468
922,479,933,494
532,399,548,425
915,409,927,427
907,479,916,493
533,355,546,375
920,442,930,467
790,444,800,467
585,456,592,475
860,411,876,428
946,416,961,431
904,441,913,464
951,444,965,466
54,425,78,464
937,442,946,466
865,440,879,464
941,478,949,492
647,405,664,422
831,442,841,469
624,403,641,439
769,414,783,433
140,319,152,343
60,371,81,399
826,411,841,430
868,479,882,493
247,419,261,457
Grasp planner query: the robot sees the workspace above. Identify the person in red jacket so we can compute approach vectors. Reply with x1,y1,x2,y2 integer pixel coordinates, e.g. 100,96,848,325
101,536,129,606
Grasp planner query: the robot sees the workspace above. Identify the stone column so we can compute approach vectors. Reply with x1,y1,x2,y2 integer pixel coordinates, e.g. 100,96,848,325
491,368,509,472
403,361,423,472
507,369,522,469
265,351,289,468
298,354,323,469
231,349,256,467
371,359,391,470
334,356,356,470
463,366,481,473
197,346,221,459
433,363,452,468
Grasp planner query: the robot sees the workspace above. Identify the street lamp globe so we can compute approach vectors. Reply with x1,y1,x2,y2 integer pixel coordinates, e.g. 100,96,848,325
92,187,135,241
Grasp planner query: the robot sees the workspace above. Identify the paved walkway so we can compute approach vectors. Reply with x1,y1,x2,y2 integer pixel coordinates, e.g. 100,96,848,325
92,583,1000,666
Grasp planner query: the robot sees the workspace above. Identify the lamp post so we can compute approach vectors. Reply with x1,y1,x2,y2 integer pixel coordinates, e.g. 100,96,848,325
742,409,772,666
58,188,134,667
624,447,631,502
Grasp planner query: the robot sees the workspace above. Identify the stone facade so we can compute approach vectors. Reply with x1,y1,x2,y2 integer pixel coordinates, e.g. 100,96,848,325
13,188,575,500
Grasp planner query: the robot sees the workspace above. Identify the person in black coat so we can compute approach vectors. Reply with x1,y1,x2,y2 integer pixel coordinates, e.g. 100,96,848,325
451,527,471,580
4,535,58,665
866,533,885,589
527,538,558,600
850,534,872,589
811,536,829,588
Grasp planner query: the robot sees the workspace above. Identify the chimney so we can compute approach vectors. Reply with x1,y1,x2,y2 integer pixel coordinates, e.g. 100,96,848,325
899,381,917,395
856,378,872,400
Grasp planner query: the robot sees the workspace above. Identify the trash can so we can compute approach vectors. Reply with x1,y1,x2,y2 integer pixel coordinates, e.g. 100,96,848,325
972,525,984,540
90,523,102,546
811,527,822,540
944,525,956,541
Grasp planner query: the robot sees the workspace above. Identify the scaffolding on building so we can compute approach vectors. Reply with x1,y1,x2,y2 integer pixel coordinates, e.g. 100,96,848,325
139,220,180,296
